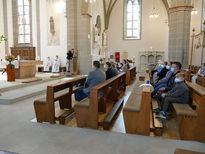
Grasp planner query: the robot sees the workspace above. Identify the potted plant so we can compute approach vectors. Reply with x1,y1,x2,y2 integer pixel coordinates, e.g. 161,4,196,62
0,35,7,43
5,54,15,82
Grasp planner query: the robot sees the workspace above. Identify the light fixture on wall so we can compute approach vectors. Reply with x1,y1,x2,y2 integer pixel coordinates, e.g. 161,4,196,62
191,0,198,15
149,0,159,19
149,7,159,19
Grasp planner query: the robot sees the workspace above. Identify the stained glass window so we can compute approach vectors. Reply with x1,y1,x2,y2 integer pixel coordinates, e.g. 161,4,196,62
124,0,141,39
17,0,31,44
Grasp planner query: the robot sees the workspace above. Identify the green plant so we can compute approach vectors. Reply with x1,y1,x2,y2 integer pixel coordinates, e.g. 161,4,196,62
0,35,7,43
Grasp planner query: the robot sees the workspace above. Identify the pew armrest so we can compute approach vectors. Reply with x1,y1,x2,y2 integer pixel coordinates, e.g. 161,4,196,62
74,98,89,108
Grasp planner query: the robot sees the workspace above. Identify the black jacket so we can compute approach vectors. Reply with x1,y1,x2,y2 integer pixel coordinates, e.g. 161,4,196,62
67,51,73,60
157,68,169,81
165,71,180,92
106,67,118,80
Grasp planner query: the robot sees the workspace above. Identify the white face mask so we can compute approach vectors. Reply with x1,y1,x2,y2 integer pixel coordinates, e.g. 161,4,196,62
166,66,170,70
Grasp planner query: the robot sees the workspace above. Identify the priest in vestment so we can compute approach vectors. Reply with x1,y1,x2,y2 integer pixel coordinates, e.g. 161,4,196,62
52,55,60,73
44,57,52,72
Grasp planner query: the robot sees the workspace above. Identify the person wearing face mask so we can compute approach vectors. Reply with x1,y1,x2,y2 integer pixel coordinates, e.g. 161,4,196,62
155,73,189,119
76,61,106,101
157,61,169,81
157,61,182,94
151,60,163,77
52,55,60,73
104,62,118,80
151,62,173,97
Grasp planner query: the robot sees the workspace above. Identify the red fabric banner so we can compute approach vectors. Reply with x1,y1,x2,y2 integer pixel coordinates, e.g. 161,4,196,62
115,52,120,62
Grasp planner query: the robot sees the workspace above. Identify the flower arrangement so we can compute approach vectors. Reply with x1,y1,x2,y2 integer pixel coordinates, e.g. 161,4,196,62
5,55,15,69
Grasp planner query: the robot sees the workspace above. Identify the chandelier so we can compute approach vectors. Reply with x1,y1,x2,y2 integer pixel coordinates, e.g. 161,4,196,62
85,0,96,3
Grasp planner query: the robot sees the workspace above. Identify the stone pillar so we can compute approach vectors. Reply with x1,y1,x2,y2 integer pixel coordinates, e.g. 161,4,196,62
168,0,192,68
66,0,92,74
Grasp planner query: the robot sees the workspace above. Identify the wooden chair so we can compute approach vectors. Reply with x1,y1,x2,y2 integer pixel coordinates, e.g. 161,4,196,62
123,72,151,136
126,66,136,85
74,73,126,129
34,76,86,124
172,81,205,142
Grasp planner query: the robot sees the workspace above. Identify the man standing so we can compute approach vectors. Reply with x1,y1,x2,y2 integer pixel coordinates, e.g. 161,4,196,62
66,49,74,72
76,61,106,101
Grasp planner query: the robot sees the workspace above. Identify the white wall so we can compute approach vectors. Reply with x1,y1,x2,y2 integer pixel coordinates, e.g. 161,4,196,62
40,0,67,67
107,0,169,70
0,0,5,60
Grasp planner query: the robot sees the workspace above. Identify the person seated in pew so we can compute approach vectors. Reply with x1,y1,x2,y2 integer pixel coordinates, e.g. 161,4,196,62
151,60,162,77
127,59,131,69
151,61,173,97
153,61,165,84
155,73,189,119
52,55,60,73
104,62,118,80
76,61,106,101
156,61,182,95
157,61,169,82
192,63,205,83
121,59,128,73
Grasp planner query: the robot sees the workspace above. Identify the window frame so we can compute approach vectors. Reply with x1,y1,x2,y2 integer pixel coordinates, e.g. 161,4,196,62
13,0,32,46
123,0,142,40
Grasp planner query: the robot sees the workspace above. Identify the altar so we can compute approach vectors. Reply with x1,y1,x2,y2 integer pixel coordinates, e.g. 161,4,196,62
15,61,36,79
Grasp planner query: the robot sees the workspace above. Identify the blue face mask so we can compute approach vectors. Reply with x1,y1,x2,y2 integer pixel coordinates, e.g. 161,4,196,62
171,68,175,72
104,65,107,69
175,78,181,83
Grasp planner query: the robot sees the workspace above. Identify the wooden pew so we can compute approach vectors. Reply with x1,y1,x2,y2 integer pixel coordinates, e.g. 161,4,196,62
74,73,126,129
123,72,151,135
196,75,205,88
126,66,136,85
175,149,205,154
172,81,205,142
34,76,86,124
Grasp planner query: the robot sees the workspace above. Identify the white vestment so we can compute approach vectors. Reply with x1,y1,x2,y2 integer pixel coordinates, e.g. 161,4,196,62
44,59,52,72
52,58,60,73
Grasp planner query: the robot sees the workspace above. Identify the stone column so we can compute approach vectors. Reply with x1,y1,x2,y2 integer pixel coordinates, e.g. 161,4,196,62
168,0,192,68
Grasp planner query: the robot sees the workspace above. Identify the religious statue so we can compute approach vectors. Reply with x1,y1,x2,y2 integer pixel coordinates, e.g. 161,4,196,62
49,16,55,36
94,24,100,43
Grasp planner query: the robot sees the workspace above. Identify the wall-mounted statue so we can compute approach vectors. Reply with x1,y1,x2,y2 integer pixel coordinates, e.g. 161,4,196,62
49,16,55,36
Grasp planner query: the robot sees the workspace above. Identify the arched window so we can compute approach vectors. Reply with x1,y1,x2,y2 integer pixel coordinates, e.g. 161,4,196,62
13,0,32,45
17,0,31,44
124,0,142,40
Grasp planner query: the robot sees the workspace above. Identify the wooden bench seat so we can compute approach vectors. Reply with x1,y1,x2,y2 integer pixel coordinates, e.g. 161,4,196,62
74,73,126,130
34,76,86,124
172,104,197,117
123,94,142,112
123,72,151,135
175,149,205,154
171,81,205,142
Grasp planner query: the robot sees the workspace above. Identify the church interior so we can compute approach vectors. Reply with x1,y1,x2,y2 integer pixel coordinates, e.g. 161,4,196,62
0,0,205,153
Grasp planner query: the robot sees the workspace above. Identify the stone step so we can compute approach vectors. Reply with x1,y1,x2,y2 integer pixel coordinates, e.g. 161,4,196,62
0,76,65,93
0,77,72,104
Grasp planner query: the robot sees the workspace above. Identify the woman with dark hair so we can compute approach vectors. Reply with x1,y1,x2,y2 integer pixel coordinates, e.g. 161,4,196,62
121,59,128,72
104,62,118,80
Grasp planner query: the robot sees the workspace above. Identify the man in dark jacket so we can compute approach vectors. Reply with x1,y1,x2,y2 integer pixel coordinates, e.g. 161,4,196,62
157,61,169,81
156,73,189,119
105,62,118,80
158,61,182,94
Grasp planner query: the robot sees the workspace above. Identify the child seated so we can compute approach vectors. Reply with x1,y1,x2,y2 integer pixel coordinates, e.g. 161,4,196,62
154,72,189,119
